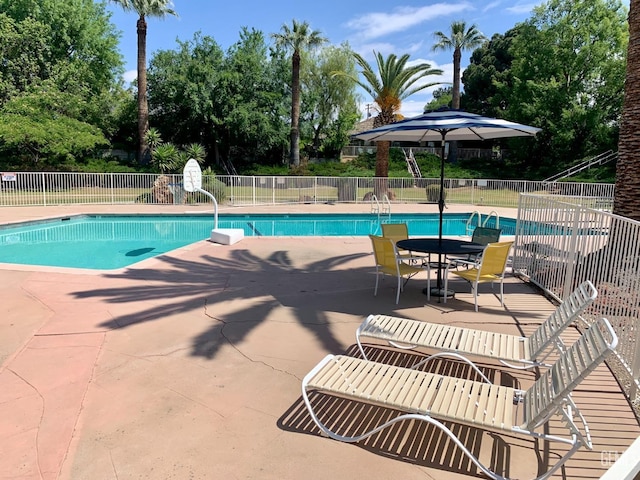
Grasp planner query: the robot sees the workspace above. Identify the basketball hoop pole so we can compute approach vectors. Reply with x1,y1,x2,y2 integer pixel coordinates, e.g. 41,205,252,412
194,183,218,230
183,158,243,245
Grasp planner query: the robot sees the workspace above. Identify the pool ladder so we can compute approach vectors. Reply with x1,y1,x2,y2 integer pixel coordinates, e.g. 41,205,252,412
371,194,391,219
466,210,500,236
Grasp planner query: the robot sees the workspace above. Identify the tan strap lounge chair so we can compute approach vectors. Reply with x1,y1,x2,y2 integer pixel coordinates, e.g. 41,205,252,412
356,280,597,372
302,318,617,480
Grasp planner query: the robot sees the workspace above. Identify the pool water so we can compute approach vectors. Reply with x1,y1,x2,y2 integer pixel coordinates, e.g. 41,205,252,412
0,213,512,270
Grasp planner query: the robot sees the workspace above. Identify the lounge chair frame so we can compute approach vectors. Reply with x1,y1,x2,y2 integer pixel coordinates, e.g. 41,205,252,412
302,318,617,480
356,280,597,371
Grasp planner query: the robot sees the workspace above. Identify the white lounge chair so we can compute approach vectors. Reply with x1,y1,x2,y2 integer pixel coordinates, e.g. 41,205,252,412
356,280,597,372
302,318,617,480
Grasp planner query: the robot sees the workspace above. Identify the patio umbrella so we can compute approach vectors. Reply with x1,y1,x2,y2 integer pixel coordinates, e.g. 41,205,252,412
356,108,540,237
356,108,541,295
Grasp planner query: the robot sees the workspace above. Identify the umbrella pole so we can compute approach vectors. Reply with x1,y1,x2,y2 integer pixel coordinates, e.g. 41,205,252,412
436,133,446,294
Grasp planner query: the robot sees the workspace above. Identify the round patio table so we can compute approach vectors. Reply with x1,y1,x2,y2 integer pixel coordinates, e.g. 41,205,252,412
397,238,485,299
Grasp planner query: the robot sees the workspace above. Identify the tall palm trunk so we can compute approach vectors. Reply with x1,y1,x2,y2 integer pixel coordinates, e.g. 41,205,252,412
448,47,462,163
137,15,149,162
452,48,461,109
614,0,640,220
290,51,301,167
374,140,390,197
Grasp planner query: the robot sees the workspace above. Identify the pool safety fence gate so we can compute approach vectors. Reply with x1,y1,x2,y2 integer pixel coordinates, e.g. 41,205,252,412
513,193,640,405
0,172,615,209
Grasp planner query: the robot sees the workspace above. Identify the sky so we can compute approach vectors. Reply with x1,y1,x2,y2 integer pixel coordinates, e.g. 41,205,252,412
105,0,542,119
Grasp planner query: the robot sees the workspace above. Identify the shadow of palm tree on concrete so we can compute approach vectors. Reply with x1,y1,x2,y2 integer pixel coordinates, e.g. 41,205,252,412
71,243,378,359
70,238,549,362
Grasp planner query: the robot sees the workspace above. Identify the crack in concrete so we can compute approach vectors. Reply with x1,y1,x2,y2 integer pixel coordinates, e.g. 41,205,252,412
166,387,225,419
203,299,302,381
8,368,45,480
109,448,119,479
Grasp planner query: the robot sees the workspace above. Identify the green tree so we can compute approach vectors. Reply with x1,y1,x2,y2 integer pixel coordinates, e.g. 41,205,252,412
614,0,640,219
0,14,52,105
335,51,443,181
424,87,453,112
147,29,290,168
147,33,225,154
505,0,628,176
432,21,486,110
109,0,177,162
0,90,108,168
461,29,520,117
219,28,289,166
0,0,123,103
300,43,360,158
0,1,124,168
271,20,327,167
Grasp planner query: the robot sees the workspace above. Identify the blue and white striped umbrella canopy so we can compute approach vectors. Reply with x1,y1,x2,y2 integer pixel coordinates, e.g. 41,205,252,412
355,109,541,143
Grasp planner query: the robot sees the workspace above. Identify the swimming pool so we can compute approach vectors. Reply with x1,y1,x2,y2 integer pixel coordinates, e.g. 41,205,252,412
0,213,513,270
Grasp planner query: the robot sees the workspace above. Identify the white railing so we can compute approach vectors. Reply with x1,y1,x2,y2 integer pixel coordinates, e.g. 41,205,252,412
512,194,640,403
0,172,615,209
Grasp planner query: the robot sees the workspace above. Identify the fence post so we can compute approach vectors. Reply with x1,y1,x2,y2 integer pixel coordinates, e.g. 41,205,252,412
631,345,640,401
561,204,582,298
252,176,256,205
470,180,475,206
314,177,318,204
272,176,275,204
41,172,47,206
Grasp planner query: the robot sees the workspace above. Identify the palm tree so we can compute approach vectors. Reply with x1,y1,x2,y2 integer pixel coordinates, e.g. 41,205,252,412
110,0,177,162
432,21,487,109
335,52,443,181
271,20,327,167
614,0,640,220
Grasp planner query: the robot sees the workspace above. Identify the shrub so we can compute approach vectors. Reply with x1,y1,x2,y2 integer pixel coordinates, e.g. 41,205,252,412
425,184,445,203
135,192,155,204
193,176,227,203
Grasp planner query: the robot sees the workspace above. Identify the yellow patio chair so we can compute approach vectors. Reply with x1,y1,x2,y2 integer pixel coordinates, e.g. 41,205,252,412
445,241,513,311
381,223,427,264
448,226,502,269
369,235,429,304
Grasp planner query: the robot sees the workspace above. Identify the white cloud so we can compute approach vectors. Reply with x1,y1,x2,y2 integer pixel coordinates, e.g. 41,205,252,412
123,69,137,84
405,41,425,55
406,58,454,90
356,42,398,59
400,99,428,118
505,2,539,14
356,40,425,59
482,1,501,13
345,3,472,41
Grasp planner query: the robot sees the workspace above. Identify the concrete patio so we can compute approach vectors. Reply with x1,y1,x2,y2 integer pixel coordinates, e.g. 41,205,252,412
0,203,638,480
